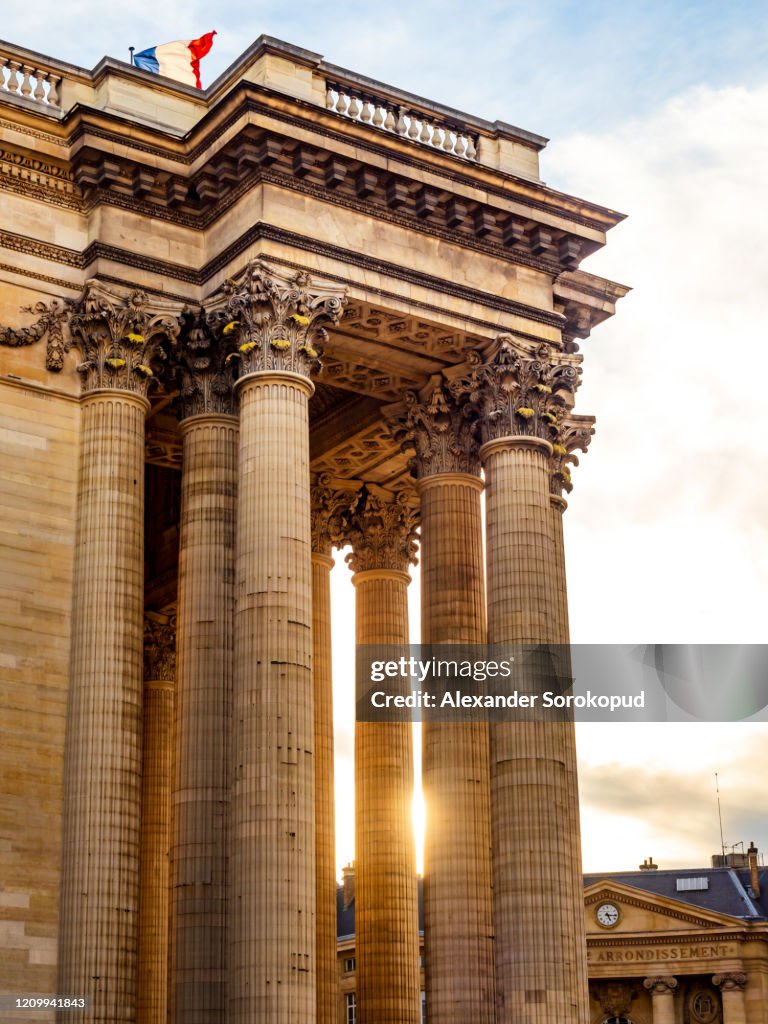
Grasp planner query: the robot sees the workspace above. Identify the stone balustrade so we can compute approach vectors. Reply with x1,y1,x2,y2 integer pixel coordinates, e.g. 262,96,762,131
325,80,478,160
0,51,62,108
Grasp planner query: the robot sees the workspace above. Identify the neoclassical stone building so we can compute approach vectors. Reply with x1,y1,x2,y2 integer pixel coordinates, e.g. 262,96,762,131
1,34,627,1024
337,855,768,1024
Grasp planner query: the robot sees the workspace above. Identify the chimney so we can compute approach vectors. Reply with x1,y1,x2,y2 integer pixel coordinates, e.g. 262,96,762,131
639,857,658,871
342,862,356,909
748,843,760,898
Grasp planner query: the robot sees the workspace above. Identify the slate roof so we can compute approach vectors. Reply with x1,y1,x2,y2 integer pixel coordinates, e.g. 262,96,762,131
585,866,768,921
337,867,768,937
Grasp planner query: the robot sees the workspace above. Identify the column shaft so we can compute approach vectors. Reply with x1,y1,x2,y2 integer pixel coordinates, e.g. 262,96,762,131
171,415,237,1024
229,373,315,1024
354,570,421,1024
482,436,585,1023
312,551,338,1024
138,672,174,1024
419,474,494,1023
58,391,149,1024
647,989,676,1024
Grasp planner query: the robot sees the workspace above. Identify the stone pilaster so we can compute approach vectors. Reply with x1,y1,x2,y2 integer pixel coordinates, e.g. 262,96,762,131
170,315,238,1024
58,282,178,1024
345,490,421,1024
451,335,589,1024
310,475,360,1024
714,973,748,1024
212,260,346,1024
644,977,679,1024
138,617,176,1024
390,381,495,1023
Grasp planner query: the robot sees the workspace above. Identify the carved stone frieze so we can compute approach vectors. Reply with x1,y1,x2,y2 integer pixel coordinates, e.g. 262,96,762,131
449,334,582,446
174,309,237,419
205,258,347,381
0,298,69,371
143,617,177,681
343,488,419,574
550,413,596,496
310,472,361,554
387,378,480,479
68,281,180,396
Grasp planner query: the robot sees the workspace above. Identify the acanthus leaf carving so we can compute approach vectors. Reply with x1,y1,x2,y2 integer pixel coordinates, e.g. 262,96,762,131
448,334,582,446
204,258,347,382
310,472,362,554
174,308,237,419
143,616,176,682
68,280,180,396
342,487,420,574
550,413,596,496
387,377,480,479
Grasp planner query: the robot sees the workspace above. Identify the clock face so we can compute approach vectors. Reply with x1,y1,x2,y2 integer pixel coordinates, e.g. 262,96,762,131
596,902,620,927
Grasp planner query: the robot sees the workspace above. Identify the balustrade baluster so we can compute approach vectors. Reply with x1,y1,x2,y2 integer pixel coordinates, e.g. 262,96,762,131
20,65,33,98
33,71,46,102
348,94,361,118
7,61,21,94
384,107,396,131
47,75,61,106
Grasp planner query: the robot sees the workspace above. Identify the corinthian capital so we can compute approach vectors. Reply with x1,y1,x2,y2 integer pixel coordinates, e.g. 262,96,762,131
69,280,179,396
311,473,361,555
143,617,176,682
343,489,419,574
174,309,237,419
387,378,480,479
205,259,347,381
551,414,596,496
448,334,582,446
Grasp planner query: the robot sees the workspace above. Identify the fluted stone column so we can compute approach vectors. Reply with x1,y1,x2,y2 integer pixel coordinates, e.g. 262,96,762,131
644,977,679,1024
215,261,345,1024
170,319,238,1024
391,382,494,1023
346,491,421,1024
138,618,176,1024
58,283,178,1024
714,973,748,1024
310,475,358,1024
451,336,590,1024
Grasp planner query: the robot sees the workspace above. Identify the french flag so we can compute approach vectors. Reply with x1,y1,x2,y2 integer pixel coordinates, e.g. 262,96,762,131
133,31,216,89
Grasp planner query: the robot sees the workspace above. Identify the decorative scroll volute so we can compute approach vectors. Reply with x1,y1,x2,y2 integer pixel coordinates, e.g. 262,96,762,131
644,977,679,996
387,378,480,480
310,473,361,555
175,309,237,419
0,299,70,371
69,281,180,395
204,259,347,381
343,489,419,574
713,973,747,992
550,414,596,496
143,617,176,682
449,334,582,445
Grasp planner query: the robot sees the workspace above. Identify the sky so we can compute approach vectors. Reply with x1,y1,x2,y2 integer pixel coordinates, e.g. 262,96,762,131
3,0,767,876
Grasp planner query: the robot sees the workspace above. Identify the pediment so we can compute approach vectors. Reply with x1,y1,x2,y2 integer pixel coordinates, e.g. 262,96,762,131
585,879,746,934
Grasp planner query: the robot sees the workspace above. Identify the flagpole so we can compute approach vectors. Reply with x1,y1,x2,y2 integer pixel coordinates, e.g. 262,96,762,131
129,46,135,66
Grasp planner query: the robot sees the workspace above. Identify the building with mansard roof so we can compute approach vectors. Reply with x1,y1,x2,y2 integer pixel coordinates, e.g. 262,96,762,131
337,850,768,1024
